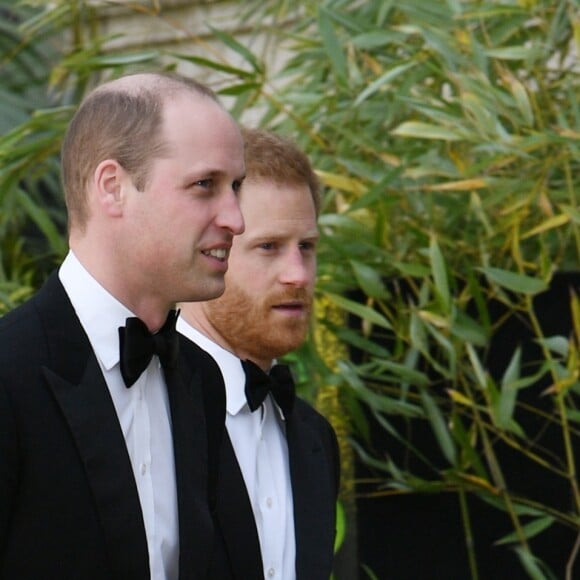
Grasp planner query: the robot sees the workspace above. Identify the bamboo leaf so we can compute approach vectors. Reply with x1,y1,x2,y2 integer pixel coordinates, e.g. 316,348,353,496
172,53,256,78
349,439,393,473
450,310,488,347
79,51,160,67
509,77,534,126
466,343,488,389
392,261,430,277
447,389,474,407
218,83,260,96
514,547,552,580
340,361,423,417
496,517,555,545
430,236,450,312
349,260,389,299
316,170,367,195
410,312,429,354
521,214,571,239
392,121,463,141
334,326,392,358
348,169,403,212
424,322,457,377
572,291,580,348
334,501,346,553
372,359,430,387
536,336,569,357
418,310,449,329
496,347,521,428
485,46,541,60
352,30,403,50
207,25,263,72
354,62,416,106
423,178,488,191
479,268,548,294
449,418,491,480
15,189,66,256
561,204,580,225
317,7,347,83
420,388,457,465
326,292,392,329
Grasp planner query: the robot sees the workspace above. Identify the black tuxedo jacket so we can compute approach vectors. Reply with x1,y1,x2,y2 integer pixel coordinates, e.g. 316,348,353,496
0,273,225,580
208,396,340,580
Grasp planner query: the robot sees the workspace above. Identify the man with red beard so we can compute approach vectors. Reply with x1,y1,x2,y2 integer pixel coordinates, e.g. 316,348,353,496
178,128,340,580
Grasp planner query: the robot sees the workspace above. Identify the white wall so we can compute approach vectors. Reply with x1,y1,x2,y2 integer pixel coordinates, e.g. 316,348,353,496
94,0,298,122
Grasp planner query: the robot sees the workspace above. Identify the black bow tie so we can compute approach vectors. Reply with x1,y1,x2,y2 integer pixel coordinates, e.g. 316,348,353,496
118,309,180,388
242,359,296,416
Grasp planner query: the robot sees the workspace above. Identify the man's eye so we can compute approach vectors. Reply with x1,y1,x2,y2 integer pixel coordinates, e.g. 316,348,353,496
232,180,242,194
194,179,213,188
259,242,274,250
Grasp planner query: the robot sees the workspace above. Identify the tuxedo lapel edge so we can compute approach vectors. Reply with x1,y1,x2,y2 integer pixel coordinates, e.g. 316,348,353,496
43,360,149,579
216,431,264,579
168,352,214,579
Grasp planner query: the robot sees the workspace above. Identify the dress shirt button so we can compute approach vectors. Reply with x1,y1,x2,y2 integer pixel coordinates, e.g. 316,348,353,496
140,462,147,476
266,497,273,508
267,568,275,578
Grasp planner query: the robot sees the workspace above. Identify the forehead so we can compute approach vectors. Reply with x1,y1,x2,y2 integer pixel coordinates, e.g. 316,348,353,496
160,93,245,173
240,178,318,234
162,93,234,140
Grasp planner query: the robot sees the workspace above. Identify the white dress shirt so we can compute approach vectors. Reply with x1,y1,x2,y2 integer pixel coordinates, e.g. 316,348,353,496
177,318,296,580
59,251,179,580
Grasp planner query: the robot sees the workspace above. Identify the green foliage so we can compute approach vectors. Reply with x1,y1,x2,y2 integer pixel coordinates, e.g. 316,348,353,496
224,0,580,576
0,0,62,305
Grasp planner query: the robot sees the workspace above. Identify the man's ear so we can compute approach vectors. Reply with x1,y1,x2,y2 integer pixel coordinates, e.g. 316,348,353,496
93,159,126,217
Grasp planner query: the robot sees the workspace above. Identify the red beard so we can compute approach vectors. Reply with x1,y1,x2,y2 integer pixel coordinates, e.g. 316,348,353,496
205,283,312,361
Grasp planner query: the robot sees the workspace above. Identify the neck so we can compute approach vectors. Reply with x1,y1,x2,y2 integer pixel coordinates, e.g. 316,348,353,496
70,245,173,332
179,305,272,370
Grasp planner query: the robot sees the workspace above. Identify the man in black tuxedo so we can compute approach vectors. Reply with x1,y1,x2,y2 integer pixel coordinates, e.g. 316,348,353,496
178,128,340,580
0,72,246,579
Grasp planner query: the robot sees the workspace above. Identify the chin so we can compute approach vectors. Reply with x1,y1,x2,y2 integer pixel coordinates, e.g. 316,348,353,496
187,281,226,303
267,338,305,358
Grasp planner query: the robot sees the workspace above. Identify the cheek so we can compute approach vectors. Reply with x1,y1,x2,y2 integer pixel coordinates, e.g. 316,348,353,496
226,258,264,287
306,261,317,286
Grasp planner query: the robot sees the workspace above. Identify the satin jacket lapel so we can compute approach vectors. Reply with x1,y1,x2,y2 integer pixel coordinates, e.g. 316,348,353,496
168,350,213,580
217,432,263,579
287,405,336,580
39,274,149,579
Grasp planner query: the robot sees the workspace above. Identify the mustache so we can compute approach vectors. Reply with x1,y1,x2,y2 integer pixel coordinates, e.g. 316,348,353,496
265,288,312,308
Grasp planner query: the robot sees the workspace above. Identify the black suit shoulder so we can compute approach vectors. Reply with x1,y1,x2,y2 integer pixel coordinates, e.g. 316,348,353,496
0,292,47,368
292,397,341,492
0,271,92,387
0,274,123,579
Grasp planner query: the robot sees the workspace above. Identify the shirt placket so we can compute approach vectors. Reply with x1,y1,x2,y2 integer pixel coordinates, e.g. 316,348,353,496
255,399,284,580
133,365,157,577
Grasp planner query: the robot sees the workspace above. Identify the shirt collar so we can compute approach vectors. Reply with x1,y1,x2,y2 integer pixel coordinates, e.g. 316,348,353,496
58,250,134,371
176,317,248,416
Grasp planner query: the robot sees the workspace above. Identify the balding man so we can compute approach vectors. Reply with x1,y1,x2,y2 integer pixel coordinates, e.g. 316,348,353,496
0,72,246,580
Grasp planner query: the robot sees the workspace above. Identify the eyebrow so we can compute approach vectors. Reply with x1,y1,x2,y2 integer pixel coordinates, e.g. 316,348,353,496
249,230,320,242
185,168,245,180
